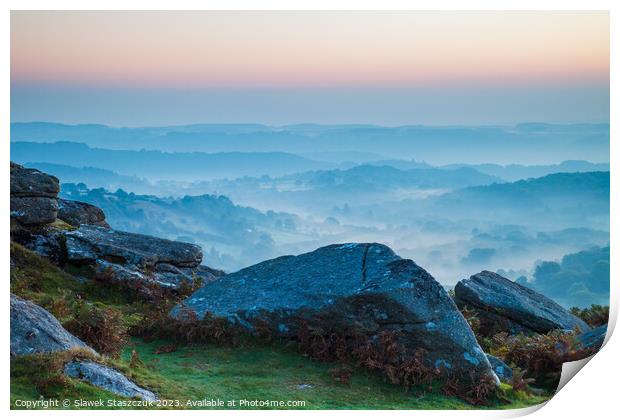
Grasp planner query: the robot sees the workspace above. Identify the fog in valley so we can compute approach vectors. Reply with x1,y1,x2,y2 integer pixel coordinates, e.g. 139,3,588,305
11,122,610,308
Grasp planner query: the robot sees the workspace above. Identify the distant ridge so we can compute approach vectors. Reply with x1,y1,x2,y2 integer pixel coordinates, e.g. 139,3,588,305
10,141,333,180
11,121,610,163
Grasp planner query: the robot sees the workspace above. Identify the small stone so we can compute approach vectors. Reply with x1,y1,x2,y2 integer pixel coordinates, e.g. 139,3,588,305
64,360,157,401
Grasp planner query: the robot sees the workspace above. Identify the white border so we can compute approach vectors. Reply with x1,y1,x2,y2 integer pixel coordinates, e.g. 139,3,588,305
2,2,617,419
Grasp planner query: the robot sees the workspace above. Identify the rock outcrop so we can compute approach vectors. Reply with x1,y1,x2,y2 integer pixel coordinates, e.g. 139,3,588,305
10,163,224,292
454,271,591,336
64,361,157,401
173,243,498,386
10,162,71,263
10,162,60,226
10,294,95,356
65,225,202,267
58,198,110,228
65,225,223,290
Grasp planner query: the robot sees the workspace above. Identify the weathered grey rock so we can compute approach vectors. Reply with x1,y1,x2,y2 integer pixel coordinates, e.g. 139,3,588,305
58,199,110,228
486,354,513,382
192,264,226,283
64,360,157,401
173,243,498,385
65,225,220,290
10,162,59,198
10,294,95,356
574,324,607,351
454,271,591,336
95,259,148,283
10,196,59,226
10,162,59,226
66,225,202,267
153,263,225,288
22,229,66,264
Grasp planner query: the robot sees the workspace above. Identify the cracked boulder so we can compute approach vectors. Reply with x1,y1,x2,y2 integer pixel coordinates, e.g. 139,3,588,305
10,162,60,226
10,294,95,356
65,225,223,290
454,271,591,336
64,361,157,401
173,243,498,385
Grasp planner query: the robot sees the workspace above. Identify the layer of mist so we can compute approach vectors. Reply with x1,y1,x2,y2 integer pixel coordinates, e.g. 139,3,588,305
11,122,610,308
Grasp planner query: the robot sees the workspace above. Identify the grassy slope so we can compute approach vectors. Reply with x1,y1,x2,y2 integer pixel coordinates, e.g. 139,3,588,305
12,338,546,410
10,241,145,328
10,243,548,410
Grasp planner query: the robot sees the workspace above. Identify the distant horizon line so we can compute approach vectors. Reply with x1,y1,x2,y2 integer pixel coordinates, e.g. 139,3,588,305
10,120,612,130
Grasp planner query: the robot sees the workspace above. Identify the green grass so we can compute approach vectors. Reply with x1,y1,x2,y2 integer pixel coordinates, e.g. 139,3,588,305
11,338,548,410
10,242,549,410
11,350,124,410
10,242,146,328
129,339,551,409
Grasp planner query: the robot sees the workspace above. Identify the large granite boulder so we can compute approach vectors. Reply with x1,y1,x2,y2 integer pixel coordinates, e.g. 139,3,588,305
10,162,59,226
173,243,498,386
454,271,591,336
58,199,110,228
64,361,157,401
10,294,95,356
65,225,222,290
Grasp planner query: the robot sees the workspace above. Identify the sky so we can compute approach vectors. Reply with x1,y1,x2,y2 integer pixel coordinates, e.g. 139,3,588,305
11,11,610,126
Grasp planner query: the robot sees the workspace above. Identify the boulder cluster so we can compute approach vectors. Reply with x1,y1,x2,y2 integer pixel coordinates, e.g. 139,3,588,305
10,162,224,401
173,246,606,388
9,162,608,402
10,162,223,292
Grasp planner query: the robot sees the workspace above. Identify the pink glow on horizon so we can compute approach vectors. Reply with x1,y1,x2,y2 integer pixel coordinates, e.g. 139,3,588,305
11,11,609,89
